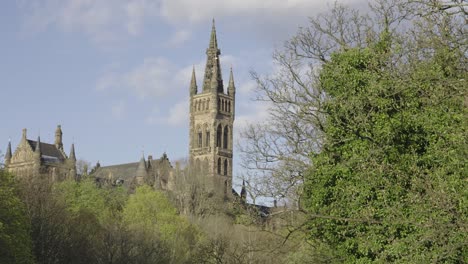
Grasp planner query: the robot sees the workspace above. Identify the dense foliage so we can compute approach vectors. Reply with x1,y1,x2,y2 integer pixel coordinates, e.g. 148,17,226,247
304,13,467,264
0,170,34,264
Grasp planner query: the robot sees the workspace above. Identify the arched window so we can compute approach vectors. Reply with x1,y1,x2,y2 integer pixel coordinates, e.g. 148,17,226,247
223,126,229,149
216,124,222,147
223,159,228,176
218,98,221,110
217,158,221,175
197,100,201,111
228,101,231,112
205,131,210,147
197,127,202,148
207,99,210,110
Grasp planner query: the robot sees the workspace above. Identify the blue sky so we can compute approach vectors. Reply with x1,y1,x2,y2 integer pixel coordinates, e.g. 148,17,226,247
1,0,361,186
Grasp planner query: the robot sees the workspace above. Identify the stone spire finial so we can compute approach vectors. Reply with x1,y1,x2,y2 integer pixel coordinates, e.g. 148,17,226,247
240,180,247,202
209,18,218,50
35,136,42,156
69,143,76,162
202,19,223,93
228,66,236,95
190,66,197,95
5,140,12,166
135,155,147,185
55,125,63,150
22,128,27,140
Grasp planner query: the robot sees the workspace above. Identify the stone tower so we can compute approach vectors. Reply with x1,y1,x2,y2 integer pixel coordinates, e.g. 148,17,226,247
189,20,236,195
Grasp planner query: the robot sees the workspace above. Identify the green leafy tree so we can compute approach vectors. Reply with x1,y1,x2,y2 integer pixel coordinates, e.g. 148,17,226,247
305,13,467,264
123,185,202,263
0,170,34,264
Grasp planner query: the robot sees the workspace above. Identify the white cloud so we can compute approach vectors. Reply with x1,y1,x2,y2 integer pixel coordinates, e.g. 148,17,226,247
238,80,256,95
144,99,188,126
20,0,158,43
19,0,365,45
166,29,191,46
235,99,271,135
96,57,174,99
167,99,189,126
159,0,366,24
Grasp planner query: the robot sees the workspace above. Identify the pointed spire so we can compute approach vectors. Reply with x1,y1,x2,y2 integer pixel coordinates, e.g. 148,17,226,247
202,19,223,93
69,143,76,162
209,18,218,50
5,140,12,165
240,180,247,202
190,66,197,95
135,155,147,183
35,136,42,156
228,66,236,95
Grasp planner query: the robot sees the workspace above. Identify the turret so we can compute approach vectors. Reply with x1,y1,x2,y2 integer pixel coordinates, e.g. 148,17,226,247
35,136,42,157
240,180,247,203
228,67,236,96
135,155,147,185
69,143,76,162
4,140,12,167
34,136,42,175
190,66,197,95
55,125,63,151
69,144,77,180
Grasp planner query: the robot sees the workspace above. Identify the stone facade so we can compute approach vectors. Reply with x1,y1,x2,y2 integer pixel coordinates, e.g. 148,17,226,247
4,21,236,197
189,20,236,195
5,125,77,181
92,153,173,191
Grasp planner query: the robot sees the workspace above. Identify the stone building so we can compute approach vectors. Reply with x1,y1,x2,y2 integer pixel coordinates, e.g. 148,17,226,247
91,153,173,190
189,20,236,195
4,21,236,197
92,20,236,195
4,125,77,181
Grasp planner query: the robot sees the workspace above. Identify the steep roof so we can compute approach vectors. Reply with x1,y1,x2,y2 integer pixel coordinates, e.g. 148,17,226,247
27,140,66,161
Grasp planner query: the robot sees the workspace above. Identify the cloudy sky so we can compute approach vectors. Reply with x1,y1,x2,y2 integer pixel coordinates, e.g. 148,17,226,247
1,0,363,181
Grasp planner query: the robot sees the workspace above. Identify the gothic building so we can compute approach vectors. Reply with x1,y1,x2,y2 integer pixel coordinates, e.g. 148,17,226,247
189,20,236,195
4,125,77,181
4,21,236,196
91,153,173,190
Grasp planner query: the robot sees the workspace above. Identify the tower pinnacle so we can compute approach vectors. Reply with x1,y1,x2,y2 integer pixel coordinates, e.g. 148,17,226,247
35,136,42,156
5,140,12,166
190,66,197,95
209,19,218,50
55,125,63,150
228,66,236,95
69,143,76,162
202,19,223,92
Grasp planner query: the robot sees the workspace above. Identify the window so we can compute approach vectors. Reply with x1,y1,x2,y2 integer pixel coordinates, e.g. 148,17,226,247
206,131,210,147
216,124,222,147
223,126,229,149
217,158,221,174
223,159,228,176
198,132,202,148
